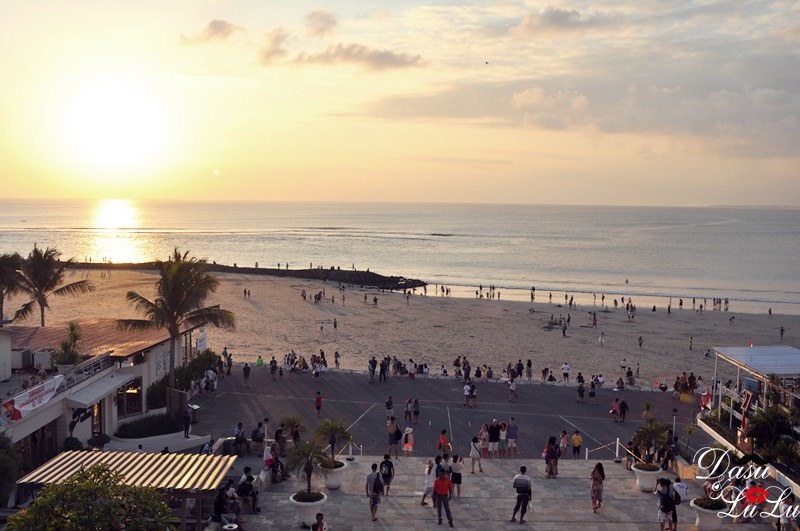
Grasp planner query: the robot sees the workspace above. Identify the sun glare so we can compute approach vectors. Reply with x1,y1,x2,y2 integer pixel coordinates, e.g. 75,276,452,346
64,77,167,170
88,199,145,263
92,198,138,229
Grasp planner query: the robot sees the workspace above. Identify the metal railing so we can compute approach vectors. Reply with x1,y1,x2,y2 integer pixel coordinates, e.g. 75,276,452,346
59,353,114,391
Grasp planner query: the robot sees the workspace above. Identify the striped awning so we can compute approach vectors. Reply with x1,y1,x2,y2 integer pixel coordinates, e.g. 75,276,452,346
17,450,237,492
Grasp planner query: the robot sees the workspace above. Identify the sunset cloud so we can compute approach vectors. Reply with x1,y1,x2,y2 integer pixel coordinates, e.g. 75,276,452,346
181,19,244,45
306,10,337,37
258,27,290,64
295,43,423,70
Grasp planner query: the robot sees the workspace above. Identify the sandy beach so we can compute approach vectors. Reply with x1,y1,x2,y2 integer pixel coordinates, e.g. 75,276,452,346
5,268,798,389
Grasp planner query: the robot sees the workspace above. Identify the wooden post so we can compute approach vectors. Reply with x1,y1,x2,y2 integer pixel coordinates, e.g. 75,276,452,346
180,493,188,531
195,492,203,530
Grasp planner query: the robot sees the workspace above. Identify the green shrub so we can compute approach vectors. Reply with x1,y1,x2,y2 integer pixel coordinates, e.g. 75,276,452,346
115,414,182,438
145,349,220,410
693,496,727,510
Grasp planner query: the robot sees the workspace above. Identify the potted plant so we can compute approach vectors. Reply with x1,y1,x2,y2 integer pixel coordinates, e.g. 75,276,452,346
690,496,727,530
281,415,307,446
315,419,353,490
285,440,329,527
631,412,670,491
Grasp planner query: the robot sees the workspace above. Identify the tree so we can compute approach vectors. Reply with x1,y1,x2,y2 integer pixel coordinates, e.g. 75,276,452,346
0,252,23,322
13,245,95,327
7,464,170,530
315,418,353,461
118,249,235,414
53,321,82,366
746,406,794,458
284,440,329,500
0,434,22,508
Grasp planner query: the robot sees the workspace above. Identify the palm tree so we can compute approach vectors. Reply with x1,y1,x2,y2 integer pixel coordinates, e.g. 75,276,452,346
315,418,353,461
746,406,794,458
285,440,329,499
53,322,82,366
280,415,307,445
0,252,23,322
117,249,235,414
13,245,95,327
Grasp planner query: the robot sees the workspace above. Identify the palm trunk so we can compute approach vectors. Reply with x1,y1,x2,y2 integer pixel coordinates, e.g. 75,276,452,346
168,336,176,392
39,302,45,327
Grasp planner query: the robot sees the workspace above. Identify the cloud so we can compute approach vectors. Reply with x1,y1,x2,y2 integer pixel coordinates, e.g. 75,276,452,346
181,19,244,45
259,27,290,65
295,43,423,70
306,10,337,37
514,7,619,36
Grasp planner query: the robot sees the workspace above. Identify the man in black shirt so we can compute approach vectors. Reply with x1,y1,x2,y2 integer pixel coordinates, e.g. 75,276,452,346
488,419,501,458
236,475,260,513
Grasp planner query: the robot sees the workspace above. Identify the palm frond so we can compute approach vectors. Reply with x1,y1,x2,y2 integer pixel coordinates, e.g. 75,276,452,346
52,280,96,297
13,300,35,322
117,319,159,332
184,307,236,330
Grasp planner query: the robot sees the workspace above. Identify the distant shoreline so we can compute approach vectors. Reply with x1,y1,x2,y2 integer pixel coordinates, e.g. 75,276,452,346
69,261,426,291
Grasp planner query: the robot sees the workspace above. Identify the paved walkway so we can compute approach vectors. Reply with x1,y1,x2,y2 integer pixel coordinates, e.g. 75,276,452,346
226,455,772,530
190,367,714,460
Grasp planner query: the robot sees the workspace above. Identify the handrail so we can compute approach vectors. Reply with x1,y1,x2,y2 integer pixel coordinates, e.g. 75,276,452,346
584,438,622,461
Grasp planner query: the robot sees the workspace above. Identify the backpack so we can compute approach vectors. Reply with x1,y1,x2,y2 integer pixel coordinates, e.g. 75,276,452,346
372,475,384,494
380,462,391,477
672,487,682,505
659,490,676,513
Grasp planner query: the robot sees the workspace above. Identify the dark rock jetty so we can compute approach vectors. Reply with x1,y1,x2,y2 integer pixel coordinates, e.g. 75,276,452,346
71,262,426,291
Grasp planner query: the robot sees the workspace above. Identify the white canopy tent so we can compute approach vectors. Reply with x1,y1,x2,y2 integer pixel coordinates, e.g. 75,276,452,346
711,345,800,424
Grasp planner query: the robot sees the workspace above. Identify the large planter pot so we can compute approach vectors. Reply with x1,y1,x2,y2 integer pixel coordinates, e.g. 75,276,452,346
690,498,728,530
289,492,327,528
631,464,666,492
322,460,347,490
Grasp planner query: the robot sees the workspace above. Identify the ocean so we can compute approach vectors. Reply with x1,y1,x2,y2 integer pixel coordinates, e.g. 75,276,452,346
0,199,798,315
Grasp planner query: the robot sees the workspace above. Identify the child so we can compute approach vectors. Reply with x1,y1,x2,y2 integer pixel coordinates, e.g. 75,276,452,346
402,427,414,456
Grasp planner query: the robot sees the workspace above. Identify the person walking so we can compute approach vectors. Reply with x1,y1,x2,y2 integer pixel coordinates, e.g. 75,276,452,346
366,463,383,522
404,398,413,423
610,397,621,423
507,417,519,458
403,426,414,457
182,410,191,438
314,391,322,417
559,430,569,457
469,436,484,473
420,459,435,506
380,454,395,495
413,398,420,424
511,465,532,524
433,468,454,527
571,430,583,459
619,398,629,422
387,417,400,458
385,395,394,419
450,454,464,497
590,462,605,513
242,363,251,387
437,429,451,455
544,436,559,479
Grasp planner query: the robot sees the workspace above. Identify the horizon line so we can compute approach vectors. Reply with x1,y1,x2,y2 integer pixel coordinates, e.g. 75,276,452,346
1,197,799,210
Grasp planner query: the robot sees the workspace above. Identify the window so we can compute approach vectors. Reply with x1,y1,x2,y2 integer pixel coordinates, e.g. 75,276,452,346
116,377,143,418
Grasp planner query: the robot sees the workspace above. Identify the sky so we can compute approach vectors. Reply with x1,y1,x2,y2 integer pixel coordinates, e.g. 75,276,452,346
1,0,799,206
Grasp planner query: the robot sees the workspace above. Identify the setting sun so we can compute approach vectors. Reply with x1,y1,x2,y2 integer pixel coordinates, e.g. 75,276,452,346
63,77,167,171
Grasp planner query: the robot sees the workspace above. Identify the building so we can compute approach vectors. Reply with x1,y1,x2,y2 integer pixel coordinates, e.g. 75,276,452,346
1,318,206,502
